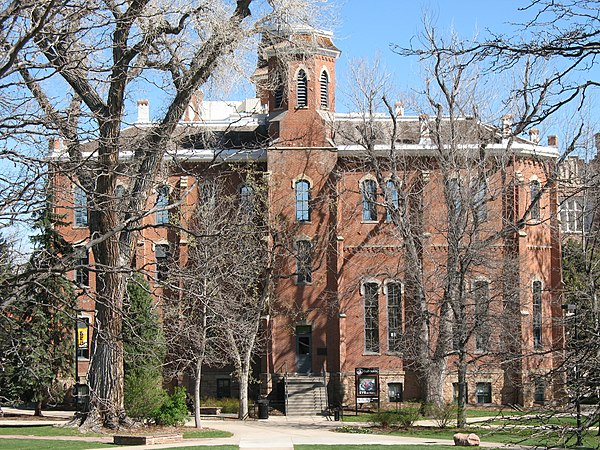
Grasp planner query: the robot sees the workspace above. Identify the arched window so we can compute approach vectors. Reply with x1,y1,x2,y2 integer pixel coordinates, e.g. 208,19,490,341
320,70,329,109
386,282,402,352
473,178,487,222
385,180,399,222
156,186,169,225
363,281,380,353
361,179,378,221
295,180,310,222
240,184,254,216
296,69,307,108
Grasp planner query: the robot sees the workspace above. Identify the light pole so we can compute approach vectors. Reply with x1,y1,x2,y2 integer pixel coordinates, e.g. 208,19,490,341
562,303,582,446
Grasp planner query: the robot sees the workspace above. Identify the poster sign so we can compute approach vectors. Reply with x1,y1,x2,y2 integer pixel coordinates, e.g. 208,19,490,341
355,368,380,413
77,321,88,349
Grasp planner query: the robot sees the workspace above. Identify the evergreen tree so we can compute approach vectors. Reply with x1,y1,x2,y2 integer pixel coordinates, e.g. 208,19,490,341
0,204,76,415
123,274,167,420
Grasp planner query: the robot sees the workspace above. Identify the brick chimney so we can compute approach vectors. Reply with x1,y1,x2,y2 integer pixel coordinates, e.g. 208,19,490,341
48,137,63,152
137,99,149,123
419,114,431,145
184,91,203,122
529,128,540,144
548,135,558,147
594,132,600,155
501,114,513,139
395,101,404,117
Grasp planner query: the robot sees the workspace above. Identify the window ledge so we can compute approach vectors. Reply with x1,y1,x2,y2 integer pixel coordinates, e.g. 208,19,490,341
361,220,379,224
363,352,380,356
73,225,89,229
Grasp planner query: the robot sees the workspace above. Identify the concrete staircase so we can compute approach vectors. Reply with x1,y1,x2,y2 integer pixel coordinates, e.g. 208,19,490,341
285,376,328,416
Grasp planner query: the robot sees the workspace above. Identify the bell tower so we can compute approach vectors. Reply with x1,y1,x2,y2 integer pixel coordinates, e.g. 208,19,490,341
255,26,340,147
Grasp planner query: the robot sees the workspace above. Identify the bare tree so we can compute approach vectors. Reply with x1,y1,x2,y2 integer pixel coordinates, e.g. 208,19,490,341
0,0,334,429
340,24,567,426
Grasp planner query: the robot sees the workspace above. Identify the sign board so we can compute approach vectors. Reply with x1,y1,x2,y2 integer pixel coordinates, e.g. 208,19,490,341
355,367,380,414
77,321,88,349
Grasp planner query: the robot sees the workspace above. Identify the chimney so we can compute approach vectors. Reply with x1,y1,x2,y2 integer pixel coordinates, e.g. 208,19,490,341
419,114,431,145
501,114,513,139
137,99,149,123
48,137,63,152
184,91,203,122
529,128,540,144
594,132,600,154
395,101,404,117
548,135,558,147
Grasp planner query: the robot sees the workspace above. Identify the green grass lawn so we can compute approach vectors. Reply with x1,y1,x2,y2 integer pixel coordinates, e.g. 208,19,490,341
183,429,233,438
0,439,112,450
0,425,101,437
341,407,522,423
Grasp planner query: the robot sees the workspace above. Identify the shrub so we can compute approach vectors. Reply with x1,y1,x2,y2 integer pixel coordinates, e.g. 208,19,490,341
371,408,420,429
431,402,457,428
200,396,239,414
152,387,188,426
124,368,167,420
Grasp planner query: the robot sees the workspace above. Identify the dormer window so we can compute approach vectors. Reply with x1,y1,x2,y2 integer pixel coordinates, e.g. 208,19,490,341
320,70,329,109
296,69,308,108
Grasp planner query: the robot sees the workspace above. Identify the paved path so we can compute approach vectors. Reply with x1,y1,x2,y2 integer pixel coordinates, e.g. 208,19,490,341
0,407,518,449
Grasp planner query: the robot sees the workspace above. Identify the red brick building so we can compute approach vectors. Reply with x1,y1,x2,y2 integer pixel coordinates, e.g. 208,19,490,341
54,27,565,412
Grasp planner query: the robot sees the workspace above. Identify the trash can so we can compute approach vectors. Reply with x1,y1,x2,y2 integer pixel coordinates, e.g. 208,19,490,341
257,399,269,419
333,407,340,421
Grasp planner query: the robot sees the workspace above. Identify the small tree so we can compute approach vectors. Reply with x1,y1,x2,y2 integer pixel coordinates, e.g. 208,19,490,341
123,274,167,421
0,205,76,415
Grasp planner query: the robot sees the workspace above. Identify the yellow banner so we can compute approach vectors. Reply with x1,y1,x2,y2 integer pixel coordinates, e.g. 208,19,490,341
77,327,88,349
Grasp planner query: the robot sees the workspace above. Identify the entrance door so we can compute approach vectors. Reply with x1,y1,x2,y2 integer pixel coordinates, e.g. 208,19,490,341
295,325,312,374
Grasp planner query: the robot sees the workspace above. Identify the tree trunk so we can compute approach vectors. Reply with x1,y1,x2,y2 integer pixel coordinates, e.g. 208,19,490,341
424,358,446,406
34,399,43,417
238,367,249,420
194,360,202,429
456,352,467,428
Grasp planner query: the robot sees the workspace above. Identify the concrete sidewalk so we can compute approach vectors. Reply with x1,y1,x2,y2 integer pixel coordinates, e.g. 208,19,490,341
0,407,515,449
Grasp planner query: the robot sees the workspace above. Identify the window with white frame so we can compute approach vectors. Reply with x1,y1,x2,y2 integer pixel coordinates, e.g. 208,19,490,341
295,180,310,222
364,282,380,353
155,186,169,225
240,184,254,216
387,282,402,352
361,179,378,221
560,197,585,233
74,185,88,227
385,180,399,222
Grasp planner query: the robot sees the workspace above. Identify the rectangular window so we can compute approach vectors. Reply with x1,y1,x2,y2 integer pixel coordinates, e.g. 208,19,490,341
296,239,312,284
74,185,88,227
75,247,89,287
155,244,170,282
216,379,231,399
364,282,380,353
534,379,545,403
385,180,399,222
388,382,403,402
560,198,585,233
156,186,169,225
475,382,492,404
533,281,542,350
474,280,490,352
387,282,402,352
